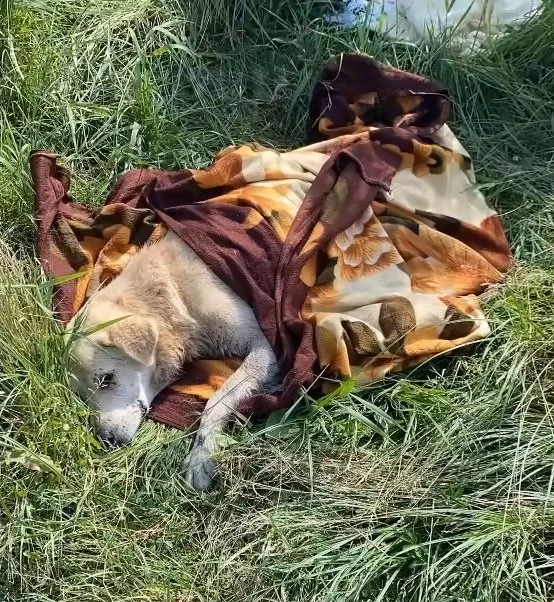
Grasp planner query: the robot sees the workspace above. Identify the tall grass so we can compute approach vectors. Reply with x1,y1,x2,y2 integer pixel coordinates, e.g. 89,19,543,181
0,0,553,600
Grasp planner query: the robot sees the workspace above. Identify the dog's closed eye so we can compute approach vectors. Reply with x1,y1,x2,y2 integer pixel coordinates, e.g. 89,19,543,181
95,372,115,389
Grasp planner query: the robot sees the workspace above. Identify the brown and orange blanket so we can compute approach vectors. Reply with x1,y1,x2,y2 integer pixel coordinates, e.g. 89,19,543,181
32,54,512,430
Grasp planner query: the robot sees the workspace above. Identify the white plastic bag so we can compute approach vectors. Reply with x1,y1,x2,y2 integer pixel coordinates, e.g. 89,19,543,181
326,0,543,51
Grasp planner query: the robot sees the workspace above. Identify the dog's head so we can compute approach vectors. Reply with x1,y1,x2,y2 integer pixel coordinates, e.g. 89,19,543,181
68,300,162,446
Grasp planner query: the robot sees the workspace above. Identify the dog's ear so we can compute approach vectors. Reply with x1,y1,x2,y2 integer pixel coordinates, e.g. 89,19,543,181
110,315,159,366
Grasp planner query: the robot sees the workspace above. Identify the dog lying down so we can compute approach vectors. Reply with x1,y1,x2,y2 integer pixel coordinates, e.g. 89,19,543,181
68,231,281,491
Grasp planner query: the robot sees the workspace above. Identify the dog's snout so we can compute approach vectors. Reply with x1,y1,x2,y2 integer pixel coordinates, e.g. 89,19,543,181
96,402,147,448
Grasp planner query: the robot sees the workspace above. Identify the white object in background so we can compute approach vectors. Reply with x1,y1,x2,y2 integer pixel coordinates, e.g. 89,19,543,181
325,0,396,28
326,0,543,51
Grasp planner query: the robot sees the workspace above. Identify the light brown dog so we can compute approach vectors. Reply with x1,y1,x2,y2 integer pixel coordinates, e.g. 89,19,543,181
68,231,280,491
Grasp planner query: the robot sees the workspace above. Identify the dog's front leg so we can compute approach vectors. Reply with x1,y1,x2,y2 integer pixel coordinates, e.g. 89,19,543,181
184,338,280,492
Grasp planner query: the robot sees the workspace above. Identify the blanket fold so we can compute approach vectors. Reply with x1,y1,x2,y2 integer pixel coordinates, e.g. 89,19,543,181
31,54,511,430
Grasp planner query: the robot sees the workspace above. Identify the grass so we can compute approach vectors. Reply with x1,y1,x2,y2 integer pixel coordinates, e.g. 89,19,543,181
1,0,554,599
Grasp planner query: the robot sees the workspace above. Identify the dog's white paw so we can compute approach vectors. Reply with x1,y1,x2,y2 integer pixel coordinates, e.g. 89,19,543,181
183,445,219,492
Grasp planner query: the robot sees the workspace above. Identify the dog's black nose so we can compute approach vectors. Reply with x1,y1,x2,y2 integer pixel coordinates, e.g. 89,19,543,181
98,429,131,449
101,433,120,449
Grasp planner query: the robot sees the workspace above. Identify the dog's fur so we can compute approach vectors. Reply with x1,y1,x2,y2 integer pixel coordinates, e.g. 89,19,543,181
68,231,280,491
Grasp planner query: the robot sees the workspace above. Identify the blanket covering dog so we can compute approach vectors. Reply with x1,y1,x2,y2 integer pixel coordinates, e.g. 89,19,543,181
32,54,511,430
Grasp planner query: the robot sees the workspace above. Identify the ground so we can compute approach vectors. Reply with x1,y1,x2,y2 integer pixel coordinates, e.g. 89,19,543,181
1,1,554,600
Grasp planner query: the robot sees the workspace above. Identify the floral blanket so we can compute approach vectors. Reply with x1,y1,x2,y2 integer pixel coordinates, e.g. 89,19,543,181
31,54,511,429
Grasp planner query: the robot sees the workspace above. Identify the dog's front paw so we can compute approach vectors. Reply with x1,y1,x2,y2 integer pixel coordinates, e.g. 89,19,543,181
183,445,219,492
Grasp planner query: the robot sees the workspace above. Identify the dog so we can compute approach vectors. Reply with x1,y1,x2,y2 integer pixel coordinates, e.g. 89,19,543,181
67,231,281,491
